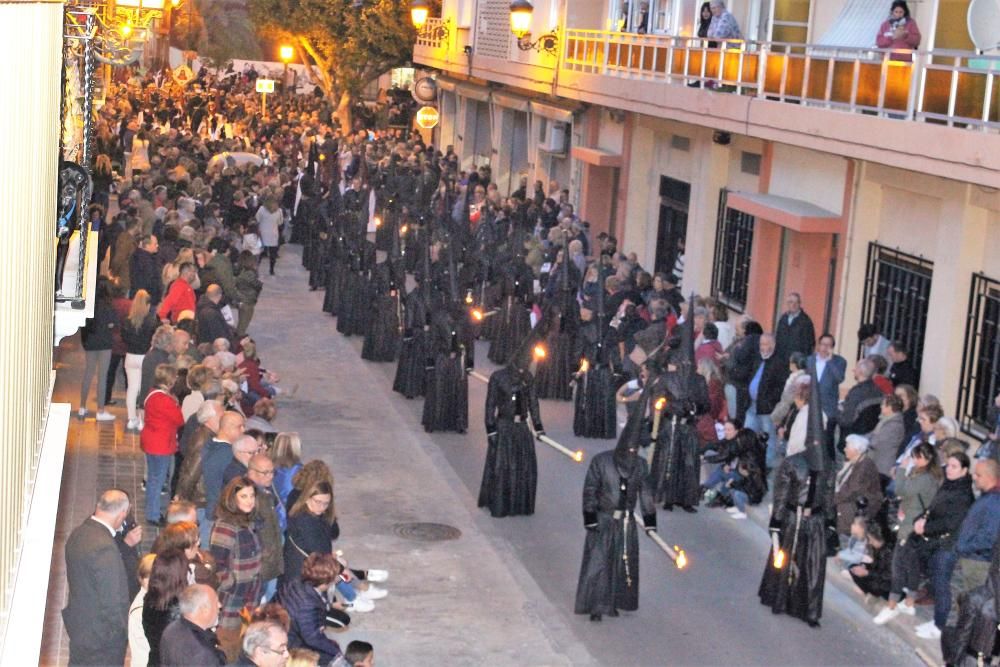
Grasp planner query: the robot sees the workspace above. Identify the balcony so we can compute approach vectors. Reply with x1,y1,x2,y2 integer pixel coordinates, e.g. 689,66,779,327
414,24,1000,185
54,224,100,344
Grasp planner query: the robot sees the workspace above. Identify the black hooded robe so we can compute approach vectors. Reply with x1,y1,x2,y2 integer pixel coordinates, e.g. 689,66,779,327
647,373,709,509
535,296,581,401
392,287,431,399
758,452,832,626
361,262,403,362
478,366,543,518
574,450,657,616
421,309,469,433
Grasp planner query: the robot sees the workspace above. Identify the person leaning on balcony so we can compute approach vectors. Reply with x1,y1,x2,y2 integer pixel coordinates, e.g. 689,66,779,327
876,1,921,61
707,1,741,40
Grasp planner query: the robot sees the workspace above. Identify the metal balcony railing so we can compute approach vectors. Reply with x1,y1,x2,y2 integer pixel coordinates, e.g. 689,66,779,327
416,17,449,50
561,30,1000,131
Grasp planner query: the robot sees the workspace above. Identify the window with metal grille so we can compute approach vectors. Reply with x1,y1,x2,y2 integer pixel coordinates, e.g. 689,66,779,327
957,273,1000,438
860,243,933,385
710,189,755,312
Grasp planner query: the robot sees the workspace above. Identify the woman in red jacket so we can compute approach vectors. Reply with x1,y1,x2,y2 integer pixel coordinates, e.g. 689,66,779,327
876,1,921,61
142,364,185,526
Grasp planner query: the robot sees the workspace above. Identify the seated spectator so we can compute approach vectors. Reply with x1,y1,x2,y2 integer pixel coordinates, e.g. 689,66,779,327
237,620,289,667
838,359,884,444
344,640,375,667
834,435,883,538
702,426,766,518
159,584,226,667
276,553,349,664
895,383,920,443
836,516,870,570
874,442,941,624
849,523,892,600
246,398,278,434
867,394,906,485
896,404,943,474
867,354,894,395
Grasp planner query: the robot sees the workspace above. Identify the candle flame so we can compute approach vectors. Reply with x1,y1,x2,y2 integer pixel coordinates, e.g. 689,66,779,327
374,216,382,228
773,549,786,570
400,224,408,234
579,358,589,373
675,548,688,570
655,397,667,411
465,294,474,304
573,450,585,463
533,344,547,360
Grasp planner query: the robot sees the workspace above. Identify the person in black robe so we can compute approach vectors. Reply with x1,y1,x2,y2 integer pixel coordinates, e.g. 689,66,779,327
321,220,347,315
573,265,617,440
758,363,834,627
535,248,581,401
478,335,545,518
574,389,658,622
487,259,533,366
361,258,404,362
421,304,469,433
393,275,432,399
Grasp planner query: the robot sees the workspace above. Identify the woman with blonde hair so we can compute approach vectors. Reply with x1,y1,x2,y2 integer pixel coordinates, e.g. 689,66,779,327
121,289,159,430
161,262,180,293
128,553,156,667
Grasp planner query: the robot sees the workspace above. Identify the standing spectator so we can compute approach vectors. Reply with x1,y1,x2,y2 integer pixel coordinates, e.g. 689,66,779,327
271,432,303,528
158,263,198,324
159,584,226,666
888,340,919,389
131,234,164,304
247,453,285,601
79,277,119,421
202,411,246,529
175,400,224,543
256,197,283,275
747,334,789,469
128,554,156,667
139,325,175,409
867,394,907,483
725,319,763,421
63,489,132,666
205,238,241,306
858,323,892,364
695,322,724,366
224,434,261,485
875,1,921,60
238,620,290,667
707,0,742,40
142,364,186,526
874,442,941,624
210,476,263,661
111,218,141,294
142,548,189,666
774,292,816,360
106,282,132,408
807,333,846,430
197,284,234,345
122,289,159,430
695,357,728,446
235,251,263,336
942,459,1000,638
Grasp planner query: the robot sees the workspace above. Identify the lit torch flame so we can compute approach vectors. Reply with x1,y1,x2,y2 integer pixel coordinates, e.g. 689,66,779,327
373,216,382,228
655,397,667,411
578,358,589,373
400,224,408,234
675,547,688,570
573,450,585,463
533,344,547,360
465,293,474,305
471,309,484,322
773,549,786,570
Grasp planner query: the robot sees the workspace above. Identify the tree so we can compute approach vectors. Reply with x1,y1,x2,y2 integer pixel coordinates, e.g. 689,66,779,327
249,0,417,127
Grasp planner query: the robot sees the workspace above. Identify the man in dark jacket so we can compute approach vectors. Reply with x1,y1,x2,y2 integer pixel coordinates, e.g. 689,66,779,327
726,320,764,421
748,333,789,469
63,489,131,666
774,292,816,360
237,621,290,667
888,340,919,389
838,359,885,443
196,284,233,345
160,584,226,666
247,454,285,599
129,234,164,304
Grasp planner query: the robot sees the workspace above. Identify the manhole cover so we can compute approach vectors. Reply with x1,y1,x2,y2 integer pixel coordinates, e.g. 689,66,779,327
392,522,462,541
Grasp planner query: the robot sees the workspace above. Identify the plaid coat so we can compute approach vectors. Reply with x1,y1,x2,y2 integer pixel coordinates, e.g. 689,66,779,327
209,518,262,626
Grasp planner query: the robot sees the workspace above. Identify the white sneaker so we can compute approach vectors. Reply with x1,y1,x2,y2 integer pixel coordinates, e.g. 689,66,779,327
366,569,389,583
77,408,87,419
95,411,116,422
898,603,916,616
126,419,138,431
359,584,388,600
873,606,900,625
729,511,747,520
725,506,739,514
346,597,374,613
915,623,941,640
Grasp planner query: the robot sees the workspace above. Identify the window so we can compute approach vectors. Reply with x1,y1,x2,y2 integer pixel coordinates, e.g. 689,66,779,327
860,243,933,383
710,189,755,312
654,177,689,277
609,0,674,34
957,273,1000,438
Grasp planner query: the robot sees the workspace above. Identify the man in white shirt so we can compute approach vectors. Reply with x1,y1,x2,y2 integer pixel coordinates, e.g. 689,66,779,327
858,323,891,363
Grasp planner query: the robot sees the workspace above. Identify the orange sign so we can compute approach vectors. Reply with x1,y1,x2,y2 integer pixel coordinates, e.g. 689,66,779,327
415,105,440,129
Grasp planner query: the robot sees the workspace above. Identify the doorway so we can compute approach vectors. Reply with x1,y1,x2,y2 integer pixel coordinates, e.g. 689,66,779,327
654,176,690,276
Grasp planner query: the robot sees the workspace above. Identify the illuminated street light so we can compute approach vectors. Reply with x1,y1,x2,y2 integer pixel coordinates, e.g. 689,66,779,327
279,45,294,62
509,0,533,38
410,0,430,30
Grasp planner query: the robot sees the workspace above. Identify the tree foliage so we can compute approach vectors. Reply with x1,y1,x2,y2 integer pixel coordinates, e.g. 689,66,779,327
249,0,416,106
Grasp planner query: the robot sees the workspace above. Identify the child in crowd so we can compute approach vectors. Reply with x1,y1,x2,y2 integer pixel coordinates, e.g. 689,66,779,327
836,516,870,571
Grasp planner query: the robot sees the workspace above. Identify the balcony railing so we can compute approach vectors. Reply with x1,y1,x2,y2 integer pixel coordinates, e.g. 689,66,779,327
416,17,449,50
562,30,1000,131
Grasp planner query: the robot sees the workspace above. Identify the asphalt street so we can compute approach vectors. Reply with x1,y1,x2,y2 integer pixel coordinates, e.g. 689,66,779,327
255,245,922,666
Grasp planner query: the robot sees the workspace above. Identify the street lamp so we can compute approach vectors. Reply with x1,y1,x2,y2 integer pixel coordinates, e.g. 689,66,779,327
509,0,558,56
410,0,430,30
279,44,293,91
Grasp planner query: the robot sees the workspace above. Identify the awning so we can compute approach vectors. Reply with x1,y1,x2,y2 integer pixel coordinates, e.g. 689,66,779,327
492,91,531,113
726,191,844,234
455,82,490,102
571,146,623,167
530,100,577,123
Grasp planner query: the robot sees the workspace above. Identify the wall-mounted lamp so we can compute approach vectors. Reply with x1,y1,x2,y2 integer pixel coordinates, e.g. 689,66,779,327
411,0,450,40
510,0,558,56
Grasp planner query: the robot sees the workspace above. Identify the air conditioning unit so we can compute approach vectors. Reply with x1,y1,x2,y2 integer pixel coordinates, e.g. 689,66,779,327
538,121,568,155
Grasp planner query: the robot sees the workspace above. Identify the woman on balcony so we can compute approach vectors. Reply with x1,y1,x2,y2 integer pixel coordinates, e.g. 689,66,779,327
876,1,921,62
707,1,741,41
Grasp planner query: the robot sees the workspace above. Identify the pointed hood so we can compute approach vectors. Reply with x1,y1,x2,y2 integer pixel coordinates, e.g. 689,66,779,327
614,381,651,474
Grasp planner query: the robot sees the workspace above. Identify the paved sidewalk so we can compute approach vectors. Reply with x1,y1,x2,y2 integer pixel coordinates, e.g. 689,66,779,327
40,245,583,666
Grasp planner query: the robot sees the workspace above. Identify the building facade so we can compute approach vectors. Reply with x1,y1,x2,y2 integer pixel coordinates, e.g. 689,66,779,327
414,0,1000,438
